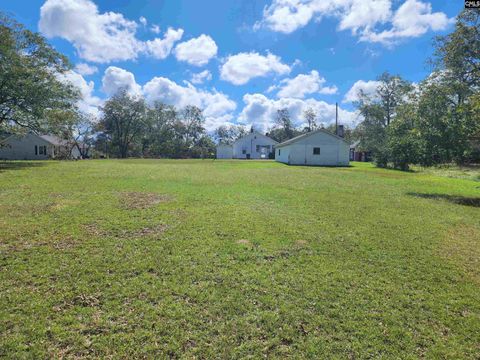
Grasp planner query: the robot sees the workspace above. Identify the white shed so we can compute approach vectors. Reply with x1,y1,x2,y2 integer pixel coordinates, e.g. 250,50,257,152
275,129,350,166
216,131,278,159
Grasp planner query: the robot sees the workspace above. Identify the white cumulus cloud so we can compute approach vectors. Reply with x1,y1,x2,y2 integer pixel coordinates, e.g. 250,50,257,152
143,77,236,130
100,66,236,130
174,34,218,66
145,28,184,59
276,70,338,98
220,52,291,85
239,93,359,132
361,0,452,45
57,70,103,116
74,63,98,76
191,70,213,84
102,66,142,96
256,0,451,45
343,80,381,103
39,0,184,63
39,0,142,63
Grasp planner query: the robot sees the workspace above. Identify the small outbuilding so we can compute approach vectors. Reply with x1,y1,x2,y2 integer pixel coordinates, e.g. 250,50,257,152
275,129,349,166
216,130,278,159
349,140,371,162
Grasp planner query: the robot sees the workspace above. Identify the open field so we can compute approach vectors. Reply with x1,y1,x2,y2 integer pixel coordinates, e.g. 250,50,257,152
1,159,479,358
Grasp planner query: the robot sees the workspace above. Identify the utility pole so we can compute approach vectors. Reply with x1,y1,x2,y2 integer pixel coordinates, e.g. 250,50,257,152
335,102,338,135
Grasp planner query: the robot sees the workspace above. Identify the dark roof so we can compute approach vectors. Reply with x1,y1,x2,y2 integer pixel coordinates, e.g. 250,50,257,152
276,128,349,148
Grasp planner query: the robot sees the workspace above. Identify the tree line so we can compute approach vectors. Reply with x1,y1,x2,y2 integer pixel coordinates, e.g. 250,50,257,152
96,94,344,158
94,91,215,158
353,10,480,170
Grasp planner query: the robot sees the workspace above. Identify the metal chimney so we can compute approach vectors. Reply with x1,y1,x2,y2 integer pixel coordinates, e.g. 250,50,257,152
337,125,345,138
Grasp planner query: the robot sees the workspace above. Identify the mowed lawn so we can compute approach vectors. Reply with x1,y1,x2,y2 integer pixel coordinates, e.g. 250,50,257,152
0,160,479,359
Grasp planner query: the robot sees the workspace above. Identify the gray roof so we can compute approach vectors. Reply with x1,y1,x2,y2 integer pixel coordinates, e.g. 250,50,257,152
39,134,68,146
0,133,69,146
276,128,349,148
350,140,361,149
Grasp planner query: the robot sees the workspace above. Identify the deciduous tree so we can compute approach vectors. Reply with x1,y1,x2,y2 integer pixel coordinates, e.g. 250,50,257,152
100,90,147,158
0,12,78,133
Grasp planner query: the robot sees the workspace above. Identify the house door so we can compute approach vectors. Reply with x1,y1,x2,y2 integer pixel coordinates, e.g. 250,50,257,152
246,154,251,159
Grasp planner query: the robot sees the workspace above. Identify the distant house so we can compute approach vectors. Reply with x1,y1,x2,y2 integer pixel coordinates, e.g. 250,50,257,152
275,128,349,166
216,144,233,159
216,130,278,159
349,140,371,162
0,133,82,160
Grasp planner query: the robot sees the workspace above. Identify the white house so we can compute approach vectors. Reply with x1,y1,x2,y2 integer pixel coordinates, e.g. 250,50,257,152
0,133,82,160
275,129,350,166
216,131,278,159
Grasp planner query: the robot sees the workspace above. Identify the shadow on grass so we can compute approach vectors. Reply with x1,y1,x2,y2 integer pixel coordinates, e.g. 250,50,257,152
277,162,353,168
0,161,46,172
407,192,480,208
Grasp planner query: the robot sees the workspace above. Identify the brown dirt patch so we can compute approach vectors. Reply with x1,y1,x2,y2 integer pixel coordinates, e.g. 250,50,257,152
119,192,173,210
1,234,77,253
295,240,308,247
237,239,252,246
50,235,77,250
84,223,168,239
374,172,405,179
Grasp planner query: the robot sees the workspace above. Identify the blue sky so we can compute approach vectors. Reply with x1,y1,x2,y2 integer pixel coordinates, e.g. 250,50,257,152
2,0,463,131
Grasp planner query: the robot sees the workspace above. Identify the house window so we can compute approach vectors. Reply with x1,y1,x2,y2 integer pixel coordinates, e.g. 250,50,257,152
242,149,246,154
313,147,320,155
35,145,38,155
256,145,270,153
39,146,44,155
278,149,281,156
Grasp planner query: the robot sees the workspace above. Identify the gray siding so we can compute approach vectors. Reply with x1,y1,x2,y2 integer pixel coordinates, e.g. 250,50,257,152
0,134,52,160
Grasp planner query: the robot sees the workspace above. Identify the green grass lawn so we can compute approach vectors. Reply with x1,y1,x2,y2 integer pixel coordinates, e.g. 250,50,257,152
412,164,480,182
1,159,479,358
